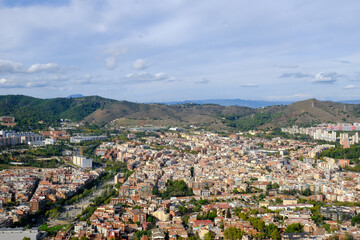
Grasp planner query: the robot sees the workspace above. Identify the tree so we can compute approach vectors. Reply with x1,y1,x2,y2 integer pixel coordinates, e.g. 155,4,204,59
270,228,281,240
182,215,189,225
311,205,324,225
226,208,231,218
224,227,244,240
203,231,215,240
302,188,312,196
46,208,60,220
178,206,188,215
259,193,265,200
285,223,304,233
351,213,360,226
272,182,279,189
220,219,224,230
22,238,31,240
264,223,281,239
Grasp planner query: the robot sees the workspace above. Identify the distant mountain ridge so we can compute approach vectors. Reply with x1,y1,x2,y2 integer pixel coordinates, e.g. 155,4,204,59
67,94,84,98
159,98,360,108
160,99,293,108
1,95,360,131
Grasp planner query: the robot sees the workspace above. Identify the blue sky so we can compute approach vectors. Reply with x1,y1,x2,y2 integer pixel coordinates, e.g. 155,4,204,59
0,0,359,102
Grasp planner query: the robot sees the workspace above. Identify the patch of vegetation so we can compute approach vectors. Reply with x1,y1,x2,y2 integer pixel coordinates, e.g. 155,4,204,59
318,145,360,164
0,95,114,129
39,223,72,236
27,144,65,157
285,223,304,233
0,152,62,168
235,210,281,239
197,209,217,221
257,128,313,141
221,112,283,131
134,230,151,240
351,213,360,226
152,180,193,199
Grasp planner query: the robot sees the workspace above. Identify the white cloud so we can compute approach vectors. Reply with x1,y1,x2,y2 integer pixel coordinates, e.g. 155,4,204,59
0,60,24,73
154,72,169,80
27,63,61,73
105,57,117,70
125,72,175,84
344,85,357,89
0,78,7,85
0,60,64,74
0,75,69,89
132,59,148,70
312,72,340,84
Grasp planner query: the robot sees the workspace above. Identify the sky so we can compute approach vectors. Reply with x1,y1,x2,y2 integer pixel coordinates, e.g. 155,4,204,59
0,0,359,102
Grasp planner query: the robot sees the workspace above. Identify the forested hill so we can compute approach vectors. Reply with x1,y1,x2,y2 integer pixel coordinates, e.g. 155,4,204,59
1,95,360,131
0,95,115,127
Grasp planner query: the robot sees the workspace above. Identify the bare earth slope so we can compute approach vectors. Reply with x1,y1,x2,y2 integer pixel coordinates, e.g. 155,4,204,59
259,99,360,129
83,102,255,129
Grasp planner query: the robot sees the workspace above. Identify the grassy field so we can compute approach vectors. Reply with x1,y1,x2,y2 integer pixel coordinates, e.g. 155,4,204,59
40,223,72,235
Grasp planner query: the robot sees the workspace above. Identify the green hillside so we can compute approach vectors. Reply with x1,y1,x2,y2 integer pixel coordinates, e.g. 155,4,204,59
0,95,115,127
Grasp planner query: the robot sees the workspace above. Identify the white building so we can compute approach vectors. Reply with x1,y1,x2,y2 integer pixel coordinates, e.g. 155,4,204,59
44,138,56,145
73,155,92,168
70,135,107,143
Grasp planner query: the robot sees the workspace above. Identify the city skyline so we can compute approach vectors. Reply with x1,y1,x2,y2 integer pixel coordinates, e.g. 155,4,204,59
0,0,359,102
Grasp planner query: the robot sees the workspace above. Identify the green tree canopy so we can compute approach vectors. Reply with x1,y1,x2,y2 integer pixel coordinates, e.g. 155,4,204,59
285,223,304,233
204,231,215,240
224,227,244,240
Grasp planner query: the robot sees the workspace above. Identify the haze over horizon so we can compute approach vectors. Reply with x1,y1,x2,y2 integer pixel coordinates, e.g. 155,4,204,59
0,0,359,102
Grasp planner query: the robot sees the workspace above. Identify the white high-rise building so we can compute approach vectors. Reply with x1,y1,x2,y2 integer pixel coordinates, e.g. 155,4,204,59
72,155,92,168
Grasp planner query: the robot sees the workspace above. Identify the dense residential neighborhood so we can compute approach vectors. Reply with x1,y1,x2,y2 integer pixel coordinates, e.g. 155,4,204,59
1,123,360,239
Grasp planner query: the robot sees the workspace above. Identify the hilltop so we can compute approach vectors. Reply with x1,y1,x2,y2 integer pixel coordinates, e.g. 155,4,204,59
1,95,360,131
